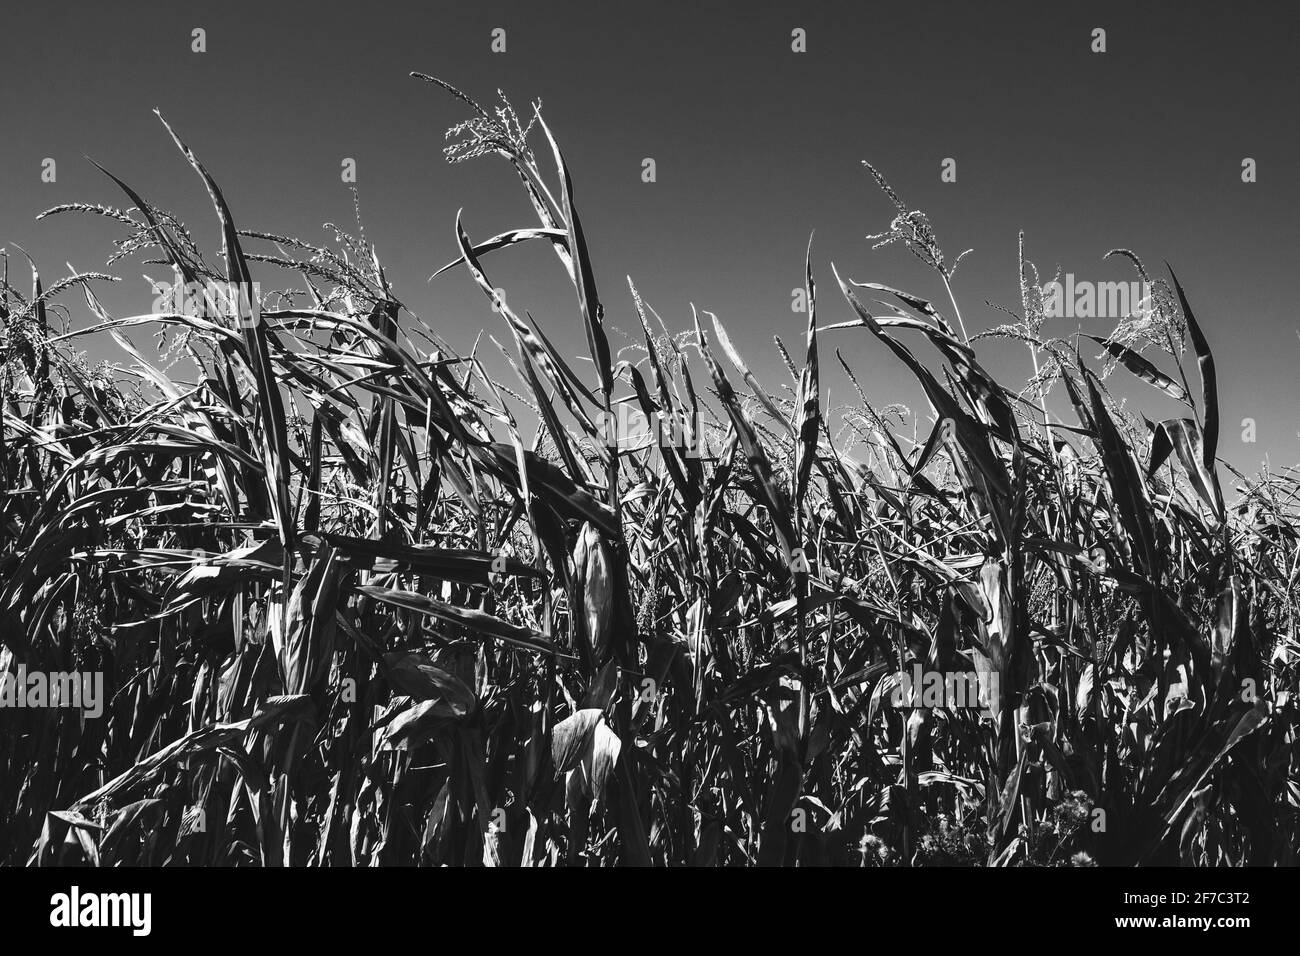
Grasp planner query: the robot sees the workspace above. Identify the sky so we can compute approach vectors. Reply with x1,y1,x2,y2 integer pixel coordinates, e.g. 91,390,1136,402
1,0,1296,475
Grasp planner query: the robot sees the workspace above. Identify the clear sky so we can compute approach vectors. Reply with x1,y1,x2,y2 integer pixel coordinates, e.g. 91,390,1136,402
2,1,1296,475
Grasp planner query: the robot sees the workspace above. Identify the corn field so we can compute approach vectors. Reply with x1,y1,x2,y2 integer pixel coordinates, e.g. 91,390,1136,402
2,77,1297,868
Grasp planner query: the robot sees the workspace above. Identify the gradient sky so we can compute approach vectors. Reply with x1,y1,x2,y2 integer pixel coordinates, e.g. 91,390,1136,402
2,1,1296,475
